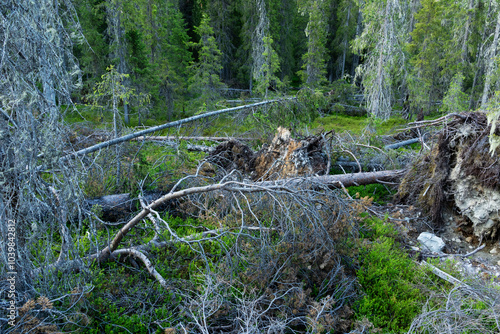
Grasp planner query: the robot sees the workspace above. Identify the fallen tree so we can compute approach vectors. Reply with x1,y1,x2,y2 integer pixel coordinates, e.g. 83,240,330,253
132,135,256,142
86,169,404,223
395,112,500,238
59,98,296,163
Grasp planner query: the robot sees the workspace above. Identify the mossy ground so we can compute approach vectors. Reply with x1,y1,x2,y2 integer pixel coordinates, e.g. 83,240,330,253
54,100,463,333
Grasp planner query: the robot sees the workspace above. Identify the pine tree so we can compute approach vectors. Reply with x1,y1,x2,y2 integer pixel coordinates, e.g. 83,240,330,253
188,13,225,112
298,0,329,88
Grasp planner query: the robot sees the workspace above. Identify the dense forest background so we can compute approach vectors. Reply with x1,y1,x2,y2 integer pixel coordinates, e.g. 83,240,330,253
73,0,500,120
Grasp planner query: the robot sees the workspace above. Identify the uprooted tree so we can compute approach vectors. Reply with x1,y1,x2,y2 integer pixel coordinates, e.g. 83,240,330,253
396,112,500,239
0,2,404,331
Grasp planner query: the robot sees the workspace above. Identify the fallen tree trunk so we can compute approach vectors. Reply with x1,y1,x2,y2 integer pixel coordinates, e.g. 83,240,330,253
255,169,405,189
384,138,420,150
58,98,296,163
85,191,173,221
132,136,256,142
86,169,404,222
97,169,403,261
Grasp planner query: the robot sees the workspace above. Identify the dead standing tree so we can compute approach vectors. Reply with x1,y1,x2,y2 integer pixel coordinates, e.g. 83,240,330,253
0,0,94,331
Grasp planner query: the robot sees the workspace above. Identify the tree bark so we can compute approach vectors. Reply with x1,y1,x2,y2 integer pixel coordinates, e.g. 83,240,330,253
255,169,404,189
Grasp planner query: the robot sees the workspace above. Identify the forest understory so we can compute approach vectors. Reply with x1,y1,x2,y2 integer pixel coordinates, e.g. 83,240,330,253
4,99,500,334
4,0,500,333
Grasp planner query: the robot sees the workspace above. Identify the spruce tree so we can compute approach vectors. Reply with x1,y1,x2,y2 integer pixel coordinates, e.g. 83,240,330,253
298,0,329,88
156,3,192,120
352,0,411,120
254,36,283,98
188,13,225,112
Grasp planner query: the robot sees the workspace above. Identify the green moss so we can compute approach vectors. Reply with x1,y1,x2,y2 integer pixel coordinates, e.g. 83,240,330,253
348,184,396,205
356,217,426,332
310,114,408,136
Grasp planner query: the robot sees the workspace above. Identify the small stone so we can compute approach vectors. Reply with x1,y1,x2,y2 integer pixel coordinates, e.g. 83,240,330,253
490,248,498,254
410,246,420,251
497,260,500,266
466,237,472,243
418,232,446,253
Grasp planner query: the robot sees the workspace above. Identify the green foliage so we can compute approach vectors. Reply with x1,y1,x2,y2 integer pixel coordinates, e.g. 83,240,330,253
73,0,109,92
356,217,425,332
155,2,193,121
254,35,284,98
348,184,396,205
297,0,329,88
188,13,225,112
441,72,469,114
85,65,150,129
325,79,357,104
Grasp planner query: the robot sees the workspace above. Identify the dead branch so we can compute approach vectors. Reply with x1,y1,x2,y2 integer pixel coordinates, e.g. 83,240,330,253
398,112,468,132
334,161,383,171
96,180,292,262
112,248,169,288
422,244,486,259
133,136,256,142
419,261,469,287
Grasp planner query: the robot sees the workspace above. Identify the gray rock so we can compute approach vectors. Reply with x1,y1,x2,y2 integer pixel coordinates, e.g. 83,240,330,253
418,232,446,253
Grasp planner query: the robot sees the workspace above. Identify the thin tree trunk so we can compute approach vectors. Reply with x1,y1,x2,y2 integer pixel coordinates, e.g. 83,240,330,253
470,0,492,109
341,4,352,79
481,10,500,106
351,5,362,77
461,0,475,65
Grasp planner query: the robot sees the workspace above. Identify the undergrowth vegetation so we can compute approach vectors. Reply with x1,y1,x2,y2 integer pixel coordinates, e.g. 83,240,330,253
13,97,500,334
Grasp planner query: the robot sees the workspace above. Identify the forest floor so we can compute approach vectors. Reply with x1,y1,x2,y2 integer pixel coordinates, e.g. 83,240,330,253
44,101,500,333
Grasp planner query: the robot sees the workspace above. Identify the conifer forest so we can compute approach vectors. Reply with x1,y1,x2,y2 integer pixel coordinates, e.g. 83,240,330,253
3,0,500,333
